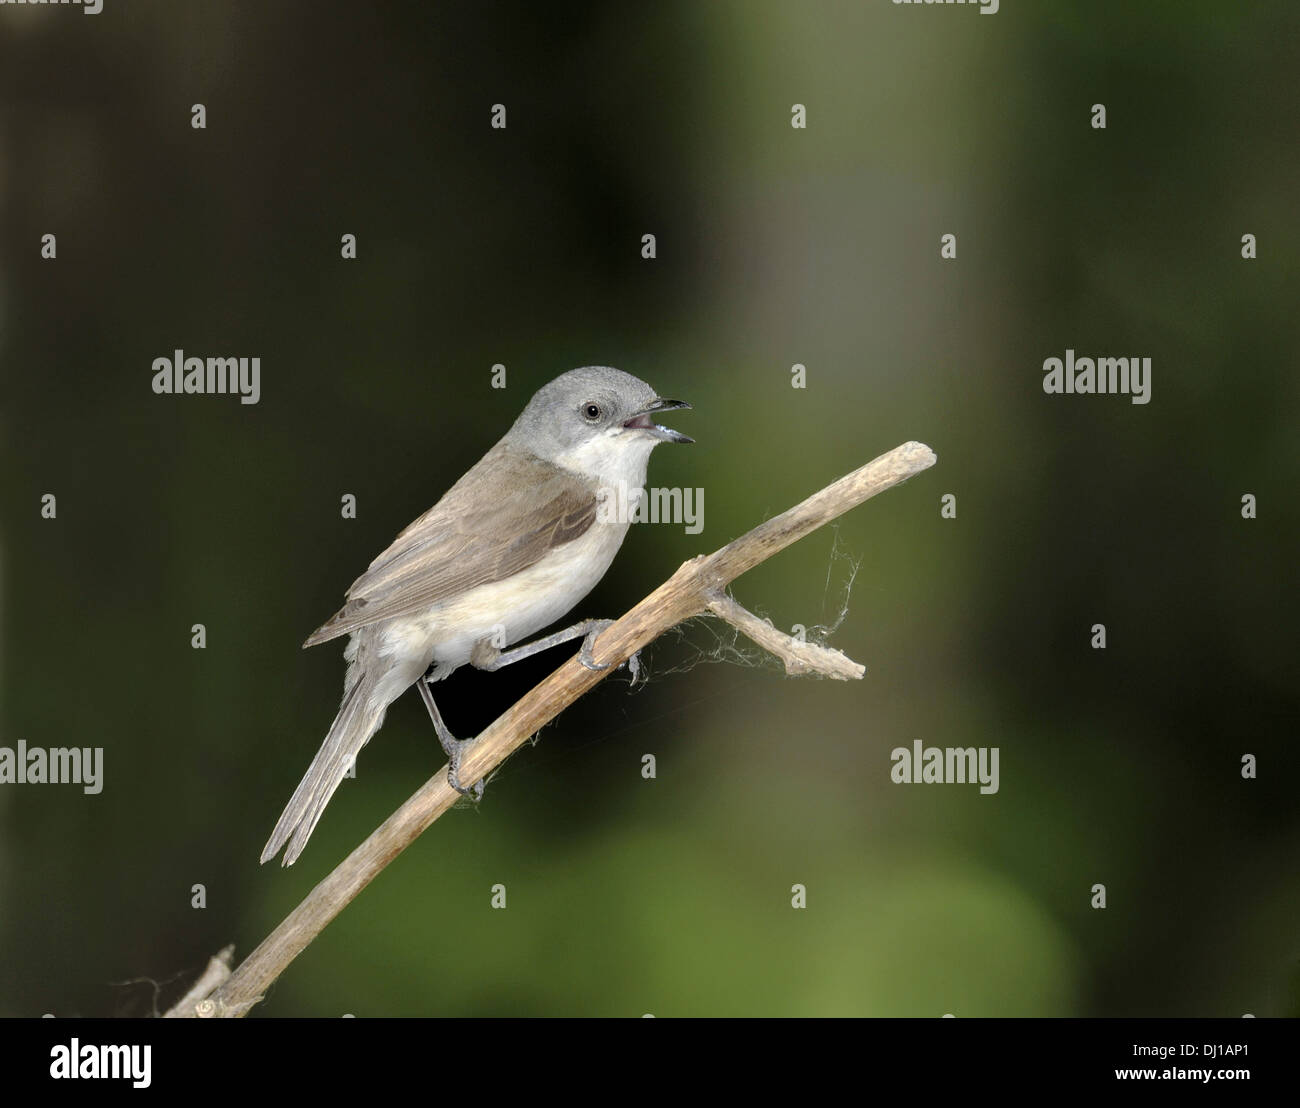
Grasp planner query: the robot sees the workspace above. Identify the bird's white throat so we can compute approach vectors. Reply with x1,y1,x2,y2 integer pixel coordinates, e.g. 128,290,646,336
551,426,658,492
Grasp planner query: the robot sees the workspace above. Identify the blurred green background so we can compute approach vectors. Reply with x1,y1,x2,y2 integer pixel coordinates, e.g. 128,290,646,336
1,1,1296,1017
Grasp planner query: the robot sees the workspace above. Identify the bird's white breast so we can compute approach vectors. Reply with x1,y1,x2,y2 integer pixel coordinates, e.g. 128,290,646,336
364,427,657,685
374,516,633,679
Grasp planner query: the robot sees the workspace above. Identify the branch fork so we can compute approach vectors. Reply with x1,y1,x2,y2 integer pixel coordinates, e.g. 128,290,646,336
704,589,865,680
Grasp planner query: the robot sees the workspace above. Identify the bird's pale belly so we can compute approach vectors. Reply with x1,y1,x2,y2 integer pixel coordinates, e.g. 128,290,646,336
374,519,631,681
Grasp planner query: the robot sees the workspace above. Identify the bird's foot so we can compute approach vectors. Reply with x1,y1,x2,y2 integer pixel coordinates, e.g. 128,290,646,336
578,620,642,681
577,620,615,670
417,676,484,799
443,735,485,800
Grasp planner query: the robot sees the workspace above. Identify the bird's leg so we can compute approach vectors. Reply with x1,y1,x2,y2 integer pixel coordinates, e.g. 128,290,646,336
416,679,483,799
470,618,641,680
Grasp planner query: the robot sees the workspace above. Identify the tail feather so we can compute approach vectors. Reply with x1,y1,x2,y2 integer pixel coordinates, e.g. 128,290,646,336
260,676,386,866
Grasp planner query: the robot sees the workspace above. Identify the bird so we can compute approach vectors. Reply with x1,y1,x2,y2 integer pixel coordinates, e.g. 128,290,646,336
260,366,692,866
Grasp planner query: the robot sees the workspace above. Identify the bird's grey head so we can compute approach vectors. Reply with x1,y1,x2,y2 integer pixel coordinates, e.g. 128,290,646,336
506,366,692,483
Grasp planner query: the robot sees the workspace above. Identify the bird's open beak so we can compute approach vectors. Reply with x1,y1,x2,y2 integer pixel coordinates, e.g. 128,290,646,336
623,398,693,443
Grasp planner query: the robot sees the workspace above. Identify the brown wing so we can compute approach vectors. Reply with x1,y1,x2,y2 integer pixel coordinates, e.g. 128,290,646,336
303,444,597,647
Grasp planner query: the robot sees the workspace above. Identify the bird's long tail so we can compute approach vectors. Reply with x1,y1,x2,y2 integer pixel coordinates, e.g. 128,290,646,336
260,674,387,867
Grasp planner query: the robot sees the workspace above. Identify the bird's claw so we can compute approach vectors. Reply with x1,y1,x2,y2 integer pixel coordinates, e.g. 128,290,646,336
444,737,484,800
579,626,643,684
578,620,615,671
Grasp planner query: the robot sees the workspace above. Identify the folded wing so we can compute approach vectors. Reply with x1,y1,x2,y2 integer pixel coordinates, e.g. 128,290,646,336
303,445,598,647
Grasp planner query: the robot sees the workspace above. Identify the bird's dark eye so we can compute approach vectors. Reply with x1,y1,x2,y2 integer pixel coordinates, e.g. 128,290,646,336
582,402,602,421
